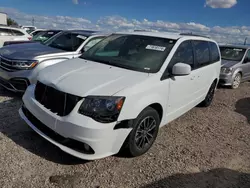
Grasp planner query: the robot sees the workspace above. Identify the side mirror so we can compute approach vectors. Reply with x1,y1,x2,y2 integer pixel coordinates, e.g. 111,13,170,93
172,63,191,76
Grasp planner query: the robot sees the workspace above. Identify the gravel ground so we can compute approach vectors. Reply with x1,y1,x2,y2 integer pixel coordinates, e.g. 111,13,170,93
1,83,250,188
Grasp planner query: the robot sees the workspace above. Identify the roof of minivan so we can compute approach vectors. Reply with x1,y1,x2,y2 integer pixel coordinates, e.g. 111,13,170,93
219,44,250,49
115,31,213,41
66,30,109,36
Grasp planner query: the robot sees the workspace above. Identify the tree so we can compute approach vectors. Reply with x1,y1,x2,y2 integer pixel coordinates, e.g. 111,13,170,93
7,18,18,27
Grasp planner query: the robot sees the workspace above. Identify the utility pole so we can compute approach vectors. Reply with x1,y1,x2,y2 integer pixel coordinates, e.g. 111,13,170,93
244,37,248,45
32,17,34,26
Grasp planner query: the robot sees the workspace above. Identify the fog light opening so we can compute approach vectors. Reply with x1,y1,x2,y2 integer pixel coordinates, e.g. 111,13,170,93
83,143,90,152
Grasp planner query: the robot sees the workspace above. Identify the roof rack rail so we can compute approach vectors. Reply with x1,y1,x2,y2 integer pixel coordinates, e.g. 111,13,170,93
180,33,210,38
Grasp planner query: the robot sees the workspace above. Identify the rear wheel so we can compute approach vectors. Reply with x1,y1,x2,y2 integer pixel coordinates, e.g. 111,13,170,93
199,81,216,107
122,107,160,157
231,73,241,89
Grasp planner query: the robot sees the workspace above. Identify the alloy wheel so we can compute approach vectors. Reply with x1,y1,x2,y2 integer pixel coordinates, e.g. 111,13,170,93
135,116,157,150
232,74,241,89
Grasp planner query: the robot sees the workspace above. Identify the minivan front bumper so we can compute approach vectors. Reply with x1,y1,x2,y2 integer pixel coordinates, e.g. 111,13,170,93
219,73,233,86
19,85,132,160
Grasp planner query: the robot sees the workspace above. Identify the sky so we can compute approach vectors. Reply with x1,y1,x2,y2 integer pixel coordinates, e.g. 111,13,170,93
0,0,250,44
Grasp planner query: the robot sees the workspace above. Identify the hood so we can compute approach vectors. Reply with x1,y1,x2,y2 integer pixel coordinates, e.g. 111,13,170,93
221,59,240,68
37,58,149,97
0,43,65,60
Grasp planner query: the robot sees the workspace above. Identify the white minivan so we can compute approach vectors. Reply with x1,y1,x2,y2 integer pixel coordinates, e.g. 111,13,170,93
19,32,221,160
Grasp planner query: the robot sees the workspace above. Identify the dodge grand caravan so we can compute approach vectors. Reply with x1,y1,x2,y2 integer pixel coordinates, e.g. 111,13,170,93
19,32,221,160
219,45,250,89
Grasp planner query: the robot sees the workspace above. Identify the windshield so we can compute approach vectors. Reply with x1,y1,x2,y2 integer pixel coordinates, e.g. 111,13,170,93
81,34,176,73
44,32,87,51
32,31,61,43
220,47,246,61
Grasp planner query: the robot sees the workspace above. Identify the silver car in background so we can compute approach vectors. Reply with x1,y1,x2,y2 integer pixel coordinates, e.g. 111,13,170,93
0,30,108,92
219,45,250,89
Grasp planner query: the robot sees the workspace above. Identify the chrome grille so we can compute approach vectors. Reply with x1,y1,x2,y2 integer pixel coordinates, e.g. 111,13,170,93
0,57,19,72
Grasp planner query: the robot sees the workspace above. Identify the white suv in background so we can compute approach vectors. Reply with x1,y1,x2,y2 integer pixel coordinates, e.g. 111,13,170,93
0,26,31,47
19,31,221,160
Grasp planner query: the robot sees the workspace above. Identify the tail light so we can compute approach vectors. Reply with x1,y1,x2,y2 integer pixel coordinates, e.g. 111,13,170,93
28,36,32,40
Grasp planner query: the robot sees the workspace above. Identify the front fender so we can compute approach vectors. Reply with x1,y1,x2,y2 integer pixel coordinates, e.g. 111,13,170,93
118,93,167,124
232,68,243,78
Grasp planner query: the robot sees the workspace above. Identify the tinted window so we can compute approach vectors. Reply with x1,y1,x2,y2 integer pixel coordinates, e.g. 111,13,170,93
209,42,220,62
0,28,12,36
169,40,194,71
193,40,210,66
81,34,176,73
45,32,86,51
32,30,44,37
11,29,24,36
220,47,246,61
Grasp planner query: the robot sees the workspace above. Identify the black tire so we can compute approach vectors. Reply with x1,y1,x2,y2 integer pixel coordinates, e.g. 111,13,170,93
231,73,241,89
122,107,160,157
199,81,216,107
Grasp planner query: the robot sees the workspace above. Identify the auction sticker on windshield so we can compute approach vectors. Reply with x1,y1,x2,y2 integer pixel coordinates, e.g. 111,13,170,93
146,45,166,51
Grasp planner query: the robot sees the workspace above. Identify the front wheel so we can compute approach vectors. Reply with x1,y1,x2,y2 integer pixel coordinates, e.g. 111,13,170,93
122,107,160,157
231,73,241,89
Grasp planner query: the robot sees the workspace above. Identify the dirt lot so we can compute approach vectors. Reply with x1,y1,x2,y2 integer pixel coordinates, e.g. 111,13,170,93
1,83,250,188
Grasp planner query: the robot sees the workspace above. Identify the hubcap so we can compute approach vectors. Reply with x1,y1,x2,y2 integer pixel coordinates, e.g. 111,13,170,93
233,75,241,88
135,116,157,150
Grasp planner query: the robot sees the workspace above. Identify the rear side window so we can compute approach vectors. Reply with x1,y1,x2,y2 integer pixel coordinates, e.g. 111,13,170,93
0,28,13,36
11,29,25,36
193,40,210,67
209,42,220,62
168,40,194,73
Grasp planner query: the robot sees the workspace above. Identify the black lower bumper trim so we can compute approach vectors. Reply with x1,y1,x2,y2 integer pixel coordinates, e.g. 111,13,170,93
22,105,95,154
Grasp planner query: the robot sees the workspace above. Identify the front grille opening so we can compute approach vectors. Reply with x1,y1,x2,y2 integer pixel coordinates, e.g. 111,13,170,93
0,78,12,89
35,81,83,116
22,105,95,155
10,78,29,91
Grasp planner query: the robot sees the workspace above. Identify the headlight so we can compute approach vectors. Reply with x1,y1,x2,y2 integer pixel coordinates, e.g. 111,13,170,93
78,96,125,123
221,67,233,74
12,60,38,70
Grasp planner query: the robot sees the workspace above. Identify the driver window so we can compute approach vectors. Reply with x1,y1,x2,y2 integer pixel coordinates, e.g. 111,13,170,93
167,40,194,73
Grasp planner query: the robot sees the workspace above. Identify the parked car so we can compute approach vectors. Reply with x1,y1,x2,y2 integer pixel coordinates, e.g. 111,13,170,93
3,29,62,46
0,30,108,92
219,45,250,89
0,26,32,47
19,32,221,160
21,26,37,34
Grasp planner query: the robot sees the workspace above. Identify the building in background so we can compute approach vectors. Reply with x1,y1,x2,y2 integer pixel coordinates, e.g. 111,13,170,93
0,12,7,25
